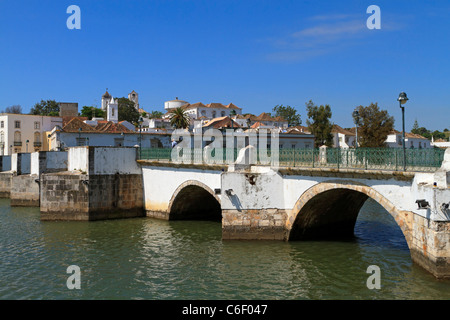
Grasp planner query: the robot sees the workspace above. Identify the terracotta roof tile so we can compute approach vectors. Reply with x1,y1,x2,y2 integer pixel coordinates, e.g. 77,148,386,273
62,117,97,132
332,124,355,136
202,116,241,129
62,117,133,134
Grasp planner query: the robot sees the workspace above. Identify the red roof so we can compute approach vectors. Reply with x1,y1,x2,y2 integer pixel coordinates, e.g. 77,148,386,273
62,118,133,133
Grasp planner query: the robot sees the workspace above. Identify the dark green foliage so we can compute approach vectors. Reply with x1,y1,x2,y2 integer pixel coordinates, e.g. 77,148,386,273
80,106,105,120
30,100,59,116
352,103,394,148
169,107,190,129
305,100,333,147
117,97,140,124
272,104,301,126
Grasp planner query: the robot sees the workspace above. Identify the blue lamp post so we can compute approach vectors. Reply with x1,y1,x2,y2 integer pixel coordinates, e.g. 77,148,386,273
138,117,143,158
398,92,409,171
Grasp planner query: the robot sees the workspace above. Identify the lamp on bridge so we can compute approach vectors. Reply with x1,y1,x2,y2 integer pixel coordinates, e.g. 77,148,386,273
416,199,430,210
138,116,144,158
352,110,360,149
398,92,409,171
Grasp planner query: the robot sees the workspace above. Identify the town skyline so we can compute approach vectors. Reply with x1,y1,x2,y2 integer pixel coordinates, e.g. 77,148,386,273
1,1,449,131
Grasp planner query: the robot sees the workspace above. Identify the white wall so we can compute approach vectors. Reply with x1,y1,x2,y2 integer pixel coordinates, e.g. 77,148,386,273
31,151,68,175
92,147,141,174
68,147,141,175
68,147,89,172
142,166,222,212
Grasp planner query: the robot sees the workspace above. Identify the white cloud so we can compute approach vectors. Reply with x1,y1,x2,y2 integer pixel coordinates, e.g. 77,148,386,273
264,13,388,62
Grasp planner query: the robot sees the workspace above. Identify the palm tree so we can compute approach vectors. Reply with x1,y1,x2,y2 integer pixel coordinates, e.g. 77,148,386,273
169,107,190,129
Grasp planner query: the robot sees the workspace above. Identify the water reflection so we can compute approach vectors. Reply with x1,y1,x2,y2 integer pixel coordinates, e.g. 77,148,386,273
0,198,449,300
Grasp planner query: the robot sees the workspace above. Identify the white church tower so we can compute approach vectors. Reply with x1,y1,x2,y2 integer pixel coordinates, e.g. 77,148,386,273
107,97,118,123
128,90,139,110
101,89,112,111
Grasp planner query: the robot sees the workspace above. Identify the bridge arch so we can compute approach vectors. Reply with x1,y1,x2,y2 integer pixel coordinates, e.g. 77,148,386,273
288,181,412,247
168,180,222,221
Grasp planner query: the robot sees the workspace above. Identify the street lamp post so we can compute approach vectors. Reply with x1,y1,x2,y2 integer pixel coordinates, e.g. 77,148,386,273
138,117,143,158
398,92,409,171
352,110,360,149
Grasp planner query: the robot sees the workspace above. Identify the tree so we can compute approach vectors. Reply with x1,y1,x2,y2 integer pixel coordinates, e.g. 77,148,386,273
169,107,190,129
147,110,164,119
117,97,140,124
1,105,22,114
411,119,419,133
30,100,59,116
305,100,333,147
411,127,431,139
272,104,301,126
352,103,394,148
80,106,105,120
431,130,446,140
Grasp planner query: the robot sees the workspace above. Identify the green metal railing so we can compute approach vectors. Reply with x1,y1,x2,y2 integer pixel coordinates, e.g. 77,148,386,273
139,147,446,172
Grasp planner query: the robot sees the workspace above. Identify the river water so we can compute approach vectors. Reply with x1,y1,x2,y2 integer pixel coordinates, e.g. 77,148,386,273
0,198,449,300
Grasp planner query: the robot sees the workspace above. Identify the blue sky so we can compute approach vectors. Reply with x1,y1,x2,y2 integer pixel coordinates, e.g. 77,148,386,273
1,0,449,131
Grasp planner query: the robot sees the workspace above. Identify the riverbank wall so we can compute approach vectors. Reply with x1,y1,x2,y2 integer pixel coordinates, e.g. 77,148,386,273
10,151,68,207
40,147,144,221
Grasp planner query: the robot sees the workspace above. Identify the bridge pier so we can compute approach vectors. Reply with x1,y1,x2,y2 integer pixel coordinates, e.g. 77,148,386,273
222,209,289,240
40,147,144,221
410,216,450,280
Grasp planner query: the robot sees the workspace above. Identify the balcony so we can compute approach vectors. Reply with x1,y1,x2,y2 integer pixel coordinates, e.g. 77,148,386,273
13,141,22,146
34,142,42,147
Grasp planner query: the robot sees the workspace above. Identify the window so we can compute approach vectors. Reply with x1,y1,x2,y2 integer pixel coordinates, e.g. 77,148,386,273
291,144,296,149
76,138,88,146
112,108,115,117
1,121,3,128
15,121,20,129
14,131,21,142
34,132,41,148
221,111,225,117
34,121,40,129
212,111,216,118
114,138,124,147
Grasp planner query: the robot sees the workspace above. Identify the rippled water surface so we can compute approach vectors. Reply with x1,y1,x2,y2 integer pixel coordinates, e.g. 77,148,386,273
0,198,449,300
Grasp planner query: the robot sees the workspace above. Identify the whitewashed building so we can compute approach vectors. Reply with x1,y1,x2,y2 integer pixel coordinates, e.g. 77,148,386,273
164,102,243,121
332,125,356,149
385,131,431,149
0,113,63,155
49,117,171,150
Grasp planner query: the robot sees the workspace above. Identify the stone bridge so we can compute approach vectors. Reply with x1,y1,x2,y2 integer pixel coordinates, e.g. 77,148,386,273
0,146,449,279
139,149,450,280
